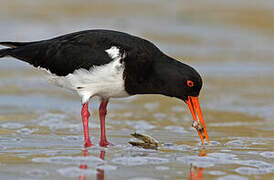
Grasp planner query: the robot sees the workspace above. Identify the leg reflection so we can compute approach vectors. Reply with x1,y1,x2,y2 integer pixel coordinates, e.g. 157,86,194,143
79,150,88,180
97,150,105,180
78,149,105,180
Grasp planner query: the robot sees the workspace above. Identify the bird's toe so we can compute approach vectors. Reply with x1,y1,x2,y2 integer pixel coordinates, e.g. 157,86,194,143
99,140,112,147
84,140,93,148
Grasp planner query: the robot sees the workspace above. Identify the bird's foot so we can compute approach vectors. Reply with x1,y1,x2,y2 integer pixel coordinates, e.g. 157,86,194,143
99,139,112,147
84,139,93,148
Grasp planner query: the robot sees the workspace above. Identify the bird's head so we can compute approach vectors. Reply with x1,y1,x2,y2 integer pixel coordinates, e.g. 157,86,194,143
178,62,209,146
153,58,209,145
182,67,209,145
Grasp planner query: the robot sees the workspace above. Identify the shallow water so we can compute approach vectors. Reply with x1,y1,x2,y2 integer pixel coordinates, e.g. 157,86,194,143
0,0,274,180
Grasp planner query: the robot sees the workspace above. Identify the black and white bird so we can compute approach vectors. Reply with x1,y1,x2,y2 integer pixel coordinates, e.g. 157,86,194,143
0,29,209,147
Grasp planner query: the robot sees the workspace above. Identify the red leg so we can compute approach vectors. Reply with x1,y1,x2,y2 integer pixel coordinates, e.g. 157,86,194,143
81,102,93,147
99,99,111,147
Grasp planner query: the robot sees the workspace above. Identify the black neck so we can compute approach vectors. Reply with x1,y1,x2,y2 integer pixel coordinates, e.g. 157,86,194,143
124,55,191,99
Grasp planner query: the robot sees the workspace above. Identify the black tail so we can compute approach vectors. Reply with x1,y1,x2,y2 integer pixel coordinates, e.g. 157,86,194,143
0,48,11,58
0,41,34,48
0,41,38,58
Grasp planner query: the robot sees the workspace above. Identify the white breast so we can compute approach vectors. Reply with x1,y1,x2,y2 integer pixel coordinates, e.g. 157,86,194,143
42,46,129,104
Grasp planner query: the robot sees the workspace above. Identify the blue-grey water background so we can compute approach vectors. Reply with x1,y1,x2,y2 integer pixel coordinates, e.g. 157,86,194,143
0,0,274,180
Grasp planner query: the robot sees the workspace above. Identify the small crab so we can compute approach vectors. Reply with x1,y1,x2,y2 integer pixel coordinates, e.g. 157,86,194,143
129,133,161,149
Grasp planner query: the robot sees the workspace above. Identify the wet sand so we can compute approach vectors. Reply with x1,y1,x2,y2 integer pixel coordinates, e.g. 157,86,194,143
0,0,274,180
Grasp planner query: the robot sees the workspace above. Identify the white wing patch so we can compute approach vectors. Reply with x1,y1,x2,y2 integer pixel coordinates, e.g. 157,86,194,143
42,46,129,104
105,46,121,60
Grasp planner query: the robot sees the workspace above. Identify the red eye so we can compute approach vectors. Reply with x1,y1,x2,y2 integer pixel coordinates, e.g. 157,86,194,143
187,80,194,87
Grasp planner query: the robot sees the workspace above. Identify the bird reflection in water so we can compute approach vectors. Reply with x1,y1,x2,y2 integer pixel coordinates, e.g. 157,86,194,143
79,149,105,180
97,150,106,180
189,148,209,180
190,165,204,180
78,148,208,180
199,148,209,157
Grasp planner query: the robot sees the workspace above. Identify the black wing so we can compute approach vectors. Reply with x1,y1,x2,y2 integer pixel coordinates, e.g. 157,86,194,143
5,31,116,76
1,30,163,76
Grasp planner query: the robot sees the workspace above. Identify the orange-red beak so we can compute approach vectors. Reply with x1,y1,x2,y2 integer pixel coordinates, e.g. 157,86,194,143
185,96,209,146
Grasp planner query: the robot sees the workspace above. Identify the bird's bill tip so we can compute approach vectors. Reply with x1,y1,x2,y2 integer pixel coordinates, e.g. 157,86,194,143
185,96,209,146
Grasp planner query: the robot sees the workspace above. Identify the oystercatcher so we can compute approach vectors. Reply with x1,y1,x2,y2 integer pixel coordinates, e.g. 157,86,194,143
0,29,209,147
